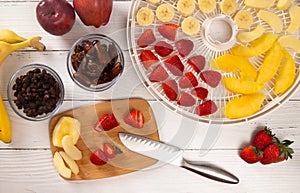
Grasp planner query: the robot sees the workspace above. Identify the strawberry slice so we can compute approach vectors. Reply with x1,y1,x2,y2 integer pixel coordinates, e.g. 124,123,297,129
90,148,108,165
164,55,184,76
140,50,159,70
187,55,206,73
94,113,119,132
175,39,194,57
124,109,144,129
103,143,123,159
162,79,178,101
191,87,208,100
195,100,218,116
149,65,169,82
200,70,222,88
177,92,196,107
158,24,179,41
154,41,173,57
137,29,156,48
179,72,198,88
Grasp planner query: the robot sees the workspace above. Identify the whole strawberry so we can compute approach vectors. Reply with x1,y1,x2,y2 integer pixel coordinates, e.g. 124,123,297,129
252,127,275,149
240,145,263,164
260,138,294,165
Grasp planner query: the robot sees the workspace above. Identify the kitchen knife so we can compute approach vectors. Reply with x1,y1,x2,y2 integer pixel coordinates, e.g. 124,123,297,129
119,132,239,184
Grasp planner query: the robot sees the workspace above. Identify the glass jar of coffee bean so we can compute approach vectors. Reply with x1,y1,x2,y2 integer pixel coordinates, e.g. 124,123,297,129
67,34,124,92
7,64,64,121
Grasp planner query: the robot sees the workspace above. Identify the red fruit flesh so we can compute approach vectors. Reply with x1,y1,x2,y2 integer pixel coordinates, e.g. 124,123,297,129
179,72,198,88
175,39,194,57
149,65,169,82
103,143,115,159
191,87,208,100
240,145,263,164
187,55,206,73
90,148,108,165
154,41,173,57
200,70,222,88
140,50,159,70
162,79,178,101
158,24,179,41
164,55,184,76
252,127,274,149
124,110,144,129
177,92,196,107
195,100,218,116
137,29,156,48
94,113,119,132
73,0,112,28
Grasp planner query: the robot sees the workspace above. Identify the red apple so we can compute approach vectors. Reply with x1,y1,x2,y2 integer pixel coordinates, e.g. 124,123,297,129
36,0,75,36
73,0,113,28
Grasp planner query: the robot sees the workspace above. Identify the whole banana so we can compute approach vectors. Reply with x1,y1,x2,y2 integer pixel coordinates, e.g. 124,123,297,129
0,29,27,43
0,94,12,143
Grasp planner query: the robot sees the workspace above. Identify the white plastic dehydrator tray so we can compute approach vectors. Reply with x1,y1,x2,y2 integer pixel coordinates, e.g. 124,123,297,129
127,0,300,124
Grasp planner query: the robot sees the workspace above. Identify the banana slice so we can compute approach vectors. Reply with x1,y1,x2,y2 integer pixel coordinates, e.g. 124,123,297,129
286,5,300,34
237,25,265,44
244,0,275,9
177,0,195,17
198,0,217,13
146,0,161,5
234,10,253,29
257,10,283,33
181,16,200,36
220,0,238,15
136,7,155,26
156,3,175,22
277,0,291,10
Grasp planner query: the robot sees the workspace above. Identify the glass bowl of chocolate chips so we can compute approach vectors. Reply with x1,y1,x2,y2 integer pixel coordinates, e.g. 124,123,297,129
7,64,64,121
67,34,124,92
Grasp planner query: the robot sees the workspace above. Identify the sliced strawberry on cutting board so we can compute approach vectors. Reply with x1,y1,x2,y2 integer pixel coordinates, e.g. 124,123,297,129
177,92,196,107
187,55,206,73
240,145,263,164
103,143,123,159
195,100,218,116
164,55,184,76
154,41,173,57
140,50,159,70
162,79,178,101
200,70,222,88
124,109,144,129
137,29,156,48
191,87,208,100
179,72,198,88
149,65,169,82
158,24,179,41
90,148,108,165
175,39,194,57
94,113,119,132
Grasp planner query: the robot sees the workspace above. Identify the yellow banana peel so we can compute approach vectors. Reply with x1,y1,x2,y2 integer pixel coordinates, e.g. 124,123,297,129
0,29,27,43
0,94,12,143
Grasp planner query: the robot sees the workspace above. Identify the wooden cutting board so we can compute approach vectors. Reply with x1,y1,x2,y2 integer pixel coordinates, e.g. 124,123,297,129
49,98,159,180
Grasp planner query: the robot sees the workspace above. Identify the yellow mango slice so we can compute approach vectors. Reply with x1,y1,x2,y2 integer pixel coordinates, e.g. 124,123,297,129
223,77,265,94
212,54,257,80
274,49,296,94
223,93,266,119
287,5,300,34
277,0,291,10
244,0,275,9
257,10,283,33
278,36,300,53
231,33,278,57
256,42,283,83
237,25,265,44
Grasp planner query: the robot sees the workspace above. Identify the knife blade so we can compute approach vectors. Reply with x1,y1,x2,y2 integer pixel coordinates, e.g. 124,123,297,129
119,132,239,184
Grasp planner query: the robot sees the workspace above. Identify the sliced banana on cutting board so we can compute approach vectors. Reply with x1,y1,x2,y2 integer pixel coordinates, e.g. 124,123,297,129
181,16,200,36
234,10,253,29
136,7,155,26
156,3,175,22
177,0,196,16
198,0,217,13
220,0,238,15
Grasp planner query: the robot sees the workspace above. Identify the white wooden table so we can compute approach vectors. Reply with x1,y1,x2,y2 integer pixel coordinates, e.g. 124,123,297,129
1,1,300,192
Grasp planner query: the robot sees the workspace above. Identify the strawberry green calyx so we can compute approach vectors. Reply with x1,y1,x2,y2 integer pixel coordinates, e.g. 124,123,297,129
277,139,294,160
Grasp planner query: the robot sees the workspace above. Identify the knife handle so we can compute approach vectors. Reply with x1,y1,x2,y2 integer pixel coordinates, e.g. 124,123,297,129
181,161,239,184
